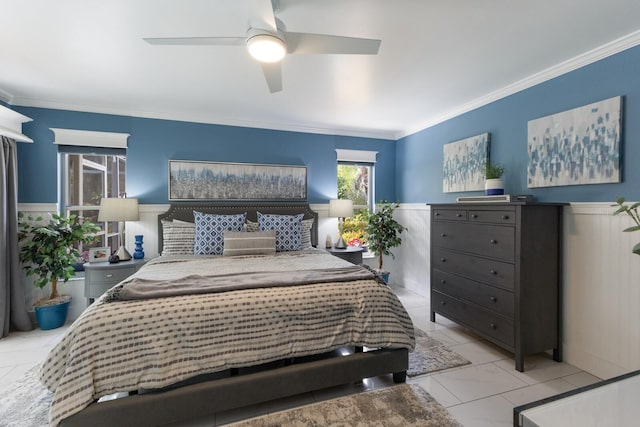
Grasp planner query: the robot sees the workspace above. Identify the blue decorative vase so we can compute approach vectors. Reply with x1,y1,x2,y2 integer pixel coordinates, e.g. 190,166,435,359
35,300,70,330
133,235,145,259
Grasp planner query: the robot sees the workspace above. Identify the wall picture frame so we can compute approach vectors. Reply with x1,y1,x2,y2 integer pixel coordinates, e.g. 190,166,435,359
527,96,622,188
443,133,490,193
169,160,307,201
89,247,110,262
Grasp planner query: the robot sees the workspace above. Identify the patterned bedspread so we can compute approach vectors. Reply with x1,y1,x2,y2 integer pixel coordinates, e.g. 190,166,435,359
40,250,415,426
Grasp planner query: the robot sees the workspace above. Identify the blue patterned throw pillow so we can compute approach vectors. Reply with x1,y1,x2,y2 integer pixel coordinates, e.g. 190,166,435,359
194,211,246,255
257,212,303,251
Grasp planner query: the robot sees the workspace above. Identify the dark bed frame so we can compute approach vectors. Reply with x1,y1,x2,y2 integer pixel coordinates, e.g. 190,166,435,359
61,203,408,427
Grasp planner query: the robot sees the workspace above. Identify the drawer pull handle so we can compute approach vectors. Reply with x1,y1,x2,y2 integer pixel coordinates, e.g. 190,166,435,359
490,269,497,275
471,214,477,218
440,279,446,284
106,274,113,278
456,213,462,218
502,215,509,220
440,301,446,306
441,258,447,263
490,323,497,330
441,233,446,237
490,296,497,302
435,212,441,216
490,239,497,244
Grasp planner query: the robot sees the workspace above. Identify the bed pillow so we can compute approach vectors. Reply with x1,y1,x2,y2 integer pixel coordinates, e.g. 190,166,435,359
194,211,246,255
257,212,304,251
161,220,195,256
246,218,314,249
222,231,276,256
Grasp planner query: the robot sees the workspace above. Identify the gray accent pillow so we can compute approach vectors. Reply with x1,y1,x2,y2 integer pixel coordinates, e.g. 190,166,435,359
161,220,195,256
222,231,277,256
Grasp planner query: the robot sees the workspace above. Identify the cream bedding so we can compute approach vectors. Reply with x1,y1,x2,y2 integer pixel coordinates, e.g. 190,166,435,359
40,250,415,426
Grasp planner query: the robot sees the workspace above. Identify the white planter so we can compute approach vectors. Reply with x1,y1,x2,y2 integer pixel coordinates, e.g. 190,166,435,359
485,178,504,195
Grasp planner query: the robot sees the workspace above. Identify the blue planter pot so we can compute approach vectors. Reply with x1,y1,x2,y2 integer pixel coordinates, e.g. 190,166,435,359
35,300,70,330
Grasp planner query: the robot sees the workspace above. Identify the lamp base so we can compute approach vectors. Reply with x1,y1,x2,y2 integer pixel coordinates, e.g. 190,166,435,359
115,245,132,261
334,237,348,249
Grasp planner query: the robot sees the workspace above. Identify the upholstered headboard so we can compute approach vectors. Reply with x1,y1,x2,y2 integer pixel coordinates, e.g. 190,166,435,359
157,203,319,254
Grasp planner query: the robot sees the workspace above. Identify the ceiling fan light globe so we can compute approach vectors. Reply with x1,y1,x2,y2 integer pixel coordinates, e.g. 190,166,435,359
247,34,286,63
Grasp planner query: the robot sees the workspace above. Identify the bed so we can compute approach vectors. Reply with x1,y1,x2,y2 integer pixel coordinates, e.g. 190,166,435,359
41,203,415,427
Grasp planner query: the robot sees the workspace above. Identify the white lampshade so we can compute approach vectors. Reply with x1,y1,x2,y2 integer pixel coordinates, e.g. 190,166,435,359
98,198,139,222
328,199,354,218
247,34,286,63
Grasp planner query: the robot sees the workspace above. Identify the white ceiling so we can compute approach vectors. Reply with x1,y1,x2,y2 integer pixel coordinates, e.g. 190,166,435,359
2,0,640,140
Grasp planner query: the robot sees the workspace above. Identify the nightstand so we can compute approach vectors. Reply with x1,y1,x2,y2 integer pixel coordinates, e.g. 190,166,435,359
326,246,364,265
84,258,147,305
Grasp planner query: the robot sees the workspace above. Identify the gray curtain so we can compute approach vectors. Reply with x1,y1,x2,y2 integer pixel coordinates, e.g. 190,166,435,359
1,135,32,337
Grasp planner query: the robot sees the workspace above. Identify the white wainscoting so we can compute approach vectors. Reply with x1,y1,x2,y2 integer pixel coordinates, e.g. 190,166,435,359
17,202,640,378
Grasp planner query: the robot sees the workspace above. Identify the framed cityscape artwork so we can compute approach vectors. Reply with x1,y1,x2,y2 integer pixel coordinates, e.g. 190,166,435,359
169,160,307,200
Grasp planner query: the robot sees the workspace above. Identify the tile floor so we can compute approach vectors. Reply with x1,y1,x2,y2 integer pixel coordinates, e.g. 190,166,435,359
0,286,601,426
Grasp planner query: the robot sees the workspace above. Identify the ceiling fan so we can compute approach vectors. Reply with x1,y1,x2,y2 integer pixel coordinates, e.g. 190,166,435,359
143,0,381,93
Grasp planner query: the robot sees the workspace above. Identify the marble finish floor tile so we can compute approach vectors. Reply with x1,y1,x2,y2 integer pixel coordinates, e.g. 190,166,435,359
448,394,515,427
434,363,529,402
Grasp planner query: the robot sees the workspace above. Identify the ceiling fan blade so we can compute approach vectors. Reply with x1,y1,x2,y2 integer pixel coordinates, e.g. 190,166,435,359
285,32,381,55
248,0,278,33
260,61,283,93
143,37,246,46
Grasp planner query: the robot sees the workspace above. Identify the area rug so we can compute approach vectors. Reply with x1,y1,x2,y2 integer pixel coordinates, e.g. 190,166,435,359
230,384,462,427
0,330,468,426
408,328,470,376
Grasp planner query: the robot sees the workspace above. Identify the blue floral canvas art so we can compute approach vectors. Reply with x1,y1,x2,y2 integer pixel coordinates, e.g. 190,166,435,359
443,133,490,193
527,96,622,188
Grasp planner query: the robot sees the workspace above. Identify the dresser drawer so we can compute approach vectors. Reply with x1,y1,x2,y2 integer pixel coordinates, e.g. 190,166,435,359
432,291,514,347
432,247,515,291
469,209,516,225
432,209,467,221
432,270,515,317
85,266,135,284
432,222,515,260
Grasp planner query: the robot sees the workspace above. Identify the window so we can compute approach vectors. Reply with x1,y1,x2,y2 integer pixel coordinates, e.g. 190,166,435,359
335,149,377,246
61,152,127,255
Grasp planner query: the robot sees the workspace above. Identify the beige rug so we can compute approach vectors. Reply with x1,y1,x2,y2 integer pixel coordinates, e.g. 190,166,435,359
229,384,462,427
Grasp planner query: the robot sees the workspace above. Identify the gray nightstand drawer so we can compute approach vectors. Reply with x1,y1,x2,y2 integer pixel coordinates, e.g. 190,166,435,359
85,267,134,284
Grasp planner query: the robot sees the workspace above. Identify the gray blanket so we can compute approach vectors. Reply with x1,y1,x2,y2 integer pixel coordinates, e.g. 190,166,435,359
107,264,383,301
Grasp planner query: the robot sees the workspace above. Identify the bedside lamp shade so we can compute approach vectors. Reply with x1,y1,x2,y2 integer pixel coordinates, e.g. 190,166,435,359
328,199,353,249
328,199,354,219
98,198,139,261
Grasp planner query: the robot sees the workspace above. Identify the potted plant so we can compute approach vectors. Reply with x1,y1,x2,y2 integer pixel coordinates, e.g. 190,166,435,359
364,201,407,283
18,212,100,329
485,162,505,195
612,197,640,255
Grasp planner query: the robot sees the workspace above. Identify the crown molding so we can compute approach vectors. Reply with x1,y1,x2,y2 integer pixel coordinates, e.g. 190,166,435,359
397,29,640,139
9,97,398,141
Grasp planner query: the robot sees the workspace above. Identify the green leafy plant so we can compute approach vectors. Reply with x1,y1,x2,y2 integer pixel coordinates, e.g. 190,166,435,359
18,212,100,303
342,210,369,245
612,197,640,256
485,162,505,179
364,201,407,271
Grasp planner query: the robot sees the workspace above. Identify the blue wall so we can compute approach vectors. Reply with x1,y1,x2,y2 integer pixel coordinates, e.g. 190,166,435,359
15,108,395,204
396,44,640,203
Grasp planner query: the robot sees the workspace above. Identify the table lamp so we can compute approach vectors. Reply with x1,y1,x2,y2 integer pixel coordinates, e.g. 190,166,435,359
328,199,353,249
98,197,139,261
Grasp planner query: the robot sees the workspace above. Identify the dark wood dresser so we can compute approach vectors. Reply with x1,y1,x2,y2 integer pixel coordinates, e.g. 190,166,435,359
429,203,563,371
